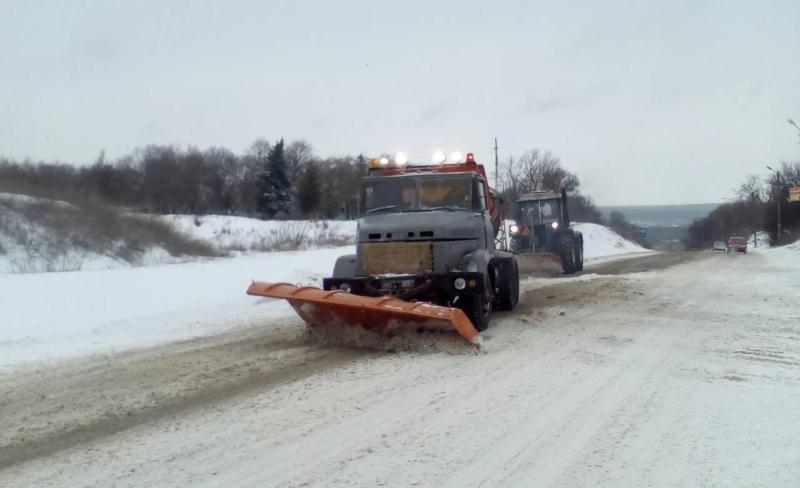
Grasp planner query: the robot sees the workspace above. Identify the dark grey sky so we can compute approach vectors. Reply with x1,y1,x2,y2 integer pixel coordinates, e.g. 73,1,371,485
2,0,799,205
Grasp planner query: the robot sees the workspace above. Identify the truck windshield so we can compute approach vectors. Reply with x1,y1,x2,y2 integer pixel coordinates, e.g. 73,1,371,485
363,178,417,213
362,175,474,214
418,177,472,210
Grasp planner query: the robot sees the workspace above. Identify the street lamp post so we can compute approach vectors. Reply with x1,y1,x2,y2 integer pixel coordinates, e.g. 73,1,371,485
751,192,758,247
766,165,782,240
789,118,800,142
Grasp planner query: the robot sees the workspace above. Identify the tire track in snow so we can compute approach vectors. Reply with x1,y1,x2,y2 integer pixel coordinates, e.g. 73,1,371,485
443,256,707,486
205,283,637,487
0,329,367,469
439,325,675,487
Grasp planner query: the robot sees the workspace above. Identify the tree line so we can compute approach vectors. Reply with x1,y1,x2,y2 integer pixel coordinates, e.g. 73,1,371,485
1,141,646,244
0,139,366,219
686,162,800,248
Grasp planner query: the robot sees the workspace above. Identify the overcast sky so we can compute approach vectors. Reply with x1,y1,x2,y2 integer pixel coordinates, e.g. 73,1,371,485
2,0,799,205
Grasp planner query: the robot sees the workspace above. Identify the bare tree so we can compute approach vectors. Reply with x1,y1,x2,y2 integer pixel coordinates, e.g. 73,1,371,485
247,138,271,162
736,175,766,203
285,139,314,182
499,149,579,203
204,147,241,213
296,161,322,216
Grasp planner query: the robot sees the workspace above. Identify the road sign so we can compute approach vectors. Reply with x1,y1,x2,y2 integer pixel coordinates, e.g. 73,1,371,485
639,228,648,237
790,186,800,202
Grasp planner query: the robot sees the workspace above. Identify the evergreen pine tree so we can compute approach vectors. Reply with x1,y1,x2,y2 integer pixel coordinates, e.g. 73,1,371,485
356,153,368,175
257,138,293,218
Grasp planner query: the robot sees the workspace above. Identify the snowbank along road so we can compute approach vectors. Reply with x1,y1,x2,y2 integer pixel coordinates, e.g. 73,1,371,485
1,249,799,487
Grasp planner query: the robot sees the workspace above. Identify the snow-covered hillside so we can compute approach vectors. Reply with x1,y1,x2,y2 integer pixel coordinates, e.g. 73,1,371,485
0,192,354,274
748,231,771,248
161,215,356,252
573,222,651,261
0,193,215,273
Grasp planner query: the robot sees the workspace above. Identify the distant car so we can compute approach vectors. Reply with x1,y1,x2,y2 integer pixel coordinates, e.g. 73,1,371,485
726,236,747,253
713,241,726,251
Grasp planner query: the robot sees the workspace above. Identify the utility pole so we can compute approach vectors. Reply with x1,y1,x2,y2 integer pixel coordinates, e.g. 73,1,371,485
767,165,782,240
751,192,757,248
492,137,508,251
777,170,782,240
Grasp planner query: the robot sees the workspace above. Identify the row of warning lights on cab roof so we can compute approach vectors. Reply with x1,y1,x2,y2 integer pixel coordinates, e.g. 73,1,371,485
369,151,476,168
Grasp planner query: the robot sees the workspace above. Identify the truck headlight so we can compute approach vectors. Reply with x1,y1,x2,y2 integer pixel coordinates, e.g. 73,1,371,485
510,224,519,234
454,277,467,290
551,221,559,229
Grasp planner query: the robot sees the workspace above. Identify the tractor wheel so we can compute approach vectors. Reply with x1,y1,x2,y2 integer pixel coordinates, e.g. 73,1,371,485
575,239,584,272
462,275,493,331
561,241,576,275
494,259,519,311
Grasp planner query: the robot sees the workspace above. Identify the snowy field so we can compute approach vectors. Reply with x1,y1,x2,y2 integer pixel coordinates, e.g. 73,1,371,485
0,247,352,371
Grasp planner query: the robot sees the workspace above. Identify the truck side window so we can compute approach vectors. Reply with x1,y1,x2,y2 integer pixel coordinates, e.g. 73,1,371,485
474,181,487,211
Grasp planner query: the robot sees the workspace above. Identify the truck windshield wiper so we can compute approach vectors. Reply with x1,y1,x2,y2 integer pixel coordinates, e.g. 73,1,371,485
366,205,397,214
425,205,465,212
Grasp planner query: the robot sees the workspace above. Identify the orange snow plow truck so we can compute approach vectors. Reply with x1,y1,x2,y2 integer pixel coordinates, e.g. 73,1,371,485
247,152,520,346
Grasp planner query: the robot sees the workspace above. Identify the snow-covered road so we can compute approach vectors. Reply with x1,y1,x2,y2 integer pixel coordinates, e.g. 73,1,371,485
2,248,798,487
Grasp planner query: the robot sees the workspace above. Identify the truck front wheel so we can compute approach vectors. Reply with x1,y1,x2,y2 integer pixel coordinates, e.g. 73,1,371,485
494,259,519,311
462,278,493,331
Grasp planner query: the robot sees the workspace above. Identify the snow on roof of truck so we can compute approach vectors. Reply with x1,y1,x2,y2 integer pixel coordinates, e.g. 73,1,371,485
517,191,561,202
365,170,476,178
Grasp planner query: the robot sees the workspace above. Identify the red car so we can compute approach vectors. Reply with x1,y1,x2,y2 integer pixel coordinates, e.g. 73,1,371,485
726,236,747,253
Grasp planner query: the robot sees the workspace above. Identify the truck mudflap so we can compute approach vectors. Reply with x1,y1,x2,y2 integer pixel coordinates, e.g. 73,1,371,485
247,282,482,346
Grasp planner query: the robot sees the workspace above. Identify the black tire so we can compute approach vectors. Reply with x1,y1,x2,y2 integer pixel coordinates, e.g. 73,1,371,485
462,275,493,331
575,238,584,272
494,259,519,311
561,239,576,275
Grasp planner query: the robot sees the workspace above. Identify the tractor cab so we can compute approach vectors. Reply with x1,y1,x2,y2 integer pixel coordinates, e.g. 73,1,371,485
509,188,584,275
511,191,566,254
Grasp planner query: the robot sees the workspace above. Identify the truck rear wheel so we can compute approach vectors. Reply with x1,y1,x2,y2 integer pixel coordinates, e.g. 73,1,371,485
575,239,584,272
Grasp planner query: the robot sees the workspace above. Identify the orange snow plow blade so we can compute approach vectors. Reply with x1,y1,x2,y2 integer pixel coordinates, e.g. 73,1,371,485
247,282,482,346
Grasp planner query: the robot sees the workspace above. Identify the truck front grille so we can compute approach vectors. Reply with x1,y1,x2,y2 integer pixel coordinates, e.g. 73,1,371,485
361,241,433,276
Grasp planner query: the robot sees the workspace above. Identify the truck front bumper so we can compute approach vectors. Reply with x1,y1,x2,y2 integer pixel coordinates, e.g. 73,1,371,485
323,272,485,301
